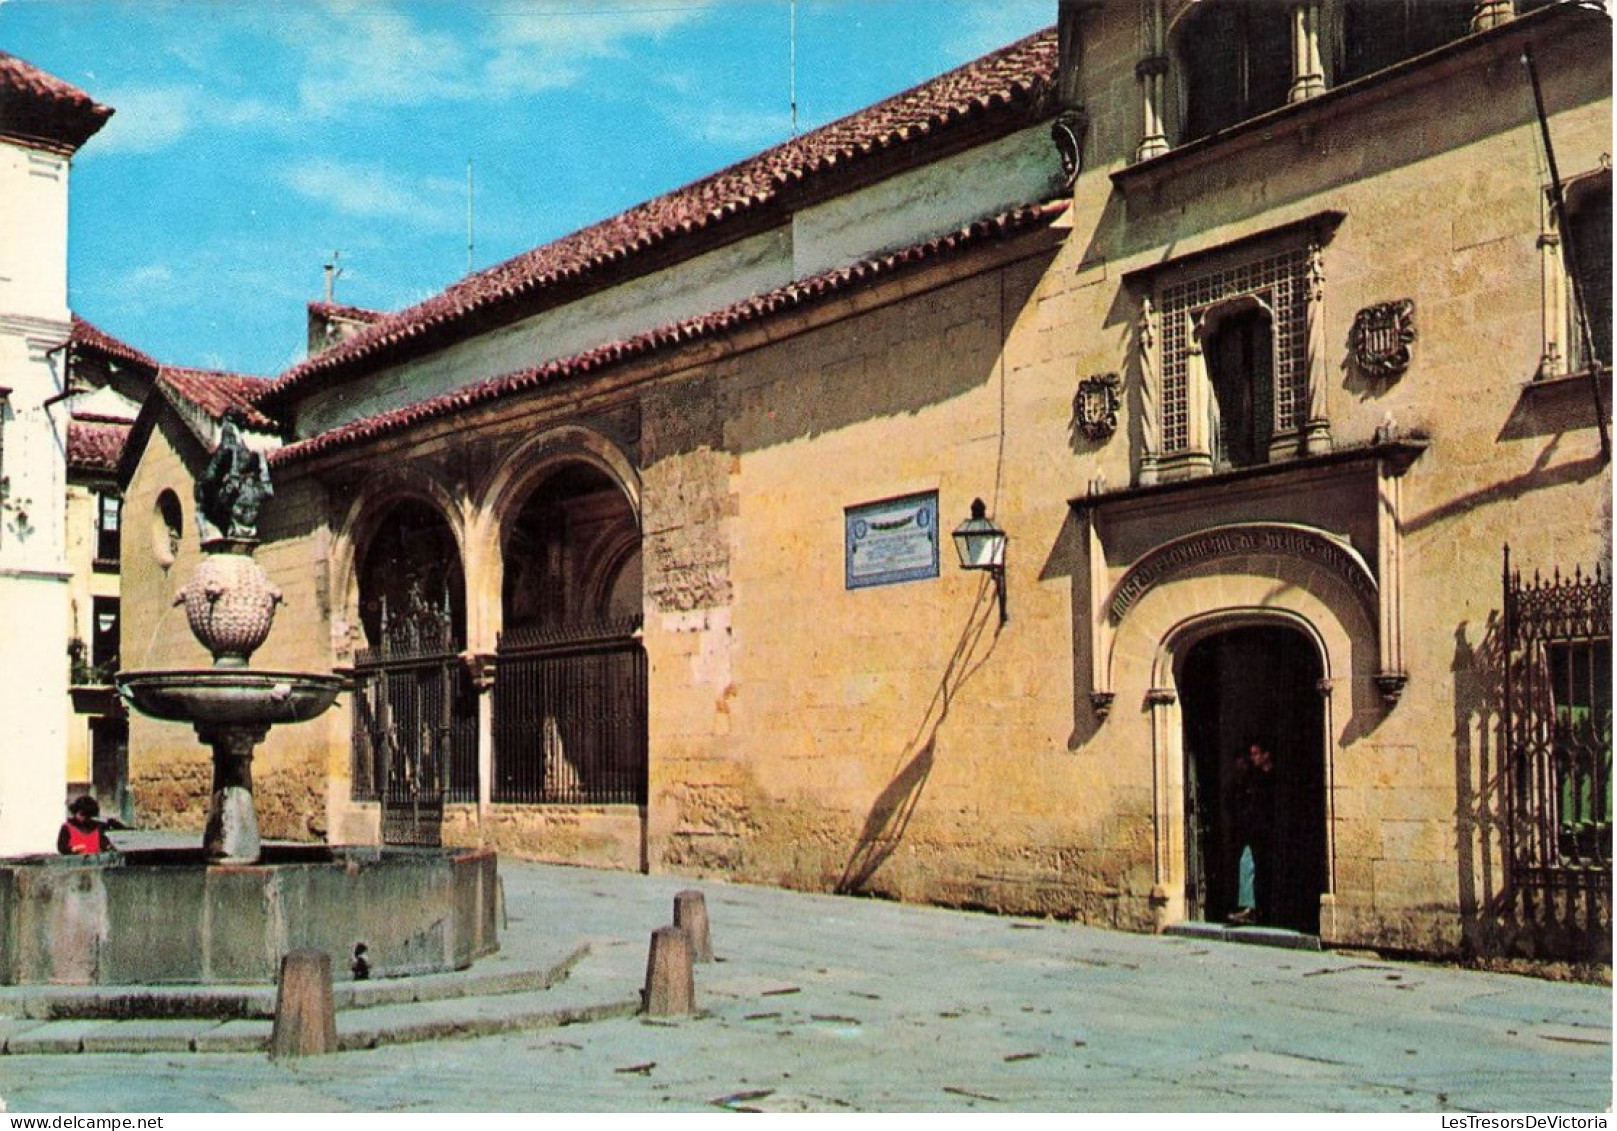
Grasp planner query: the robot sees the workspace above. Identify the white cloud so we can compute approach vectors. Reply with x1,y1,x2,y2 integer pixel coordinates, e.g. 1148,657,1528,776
665,100,792,149
279,158,462,228
87,87,194,154
285,3,476,114
261,1,708,114
85,85,290,155
482,2,707,96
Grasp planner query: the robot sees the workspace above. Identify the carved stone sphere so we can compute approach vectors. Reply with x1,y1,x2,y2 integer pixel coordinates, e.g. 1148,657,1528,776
176,551,284,667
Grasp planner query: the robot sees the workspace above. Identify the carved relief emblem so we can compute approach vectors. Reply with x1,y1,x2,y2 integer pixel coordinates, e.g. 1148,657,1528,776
1075,372,1122,442
1351,299,1417,380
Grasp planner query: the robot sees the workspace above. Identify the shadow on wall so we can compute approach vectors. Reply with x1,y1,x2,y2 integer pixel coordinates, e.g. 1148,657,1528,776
1451,616,1611,961
836,580,1001,896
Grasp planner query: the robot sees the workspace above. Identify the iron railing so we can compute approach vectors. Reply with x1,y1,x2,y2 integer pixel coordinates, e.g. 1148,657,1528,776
492,616,646,805
1502,547,1612,886
351,647,479,810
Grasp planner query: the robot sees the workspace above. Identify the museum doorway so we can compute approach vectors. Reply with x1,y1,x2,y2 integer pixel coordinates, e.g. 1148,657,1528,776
1179,623,1327,933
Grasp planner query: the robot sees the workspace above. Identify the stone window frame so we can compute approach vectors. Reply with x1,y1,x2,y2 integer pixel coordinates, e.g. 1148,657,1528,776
1170,0,1296,144
94,488,121,566
1540,165,1612,381
1133,212,1340,485
1139,0,1509,164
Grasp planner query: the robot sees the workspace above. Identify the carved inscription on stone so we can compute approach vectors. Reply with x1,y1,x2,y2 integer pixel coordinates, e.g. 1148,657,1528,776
1107,523,1377,624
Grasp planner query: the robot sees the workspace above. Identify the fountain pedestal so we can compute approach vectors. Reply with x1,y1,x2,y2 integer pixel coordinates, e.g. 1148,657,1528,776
200,721,266,863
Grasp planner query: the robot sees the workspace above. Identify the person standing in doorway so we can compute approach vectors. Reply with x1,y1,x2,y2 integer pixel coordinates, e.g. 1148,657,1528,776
1228,742,1275,925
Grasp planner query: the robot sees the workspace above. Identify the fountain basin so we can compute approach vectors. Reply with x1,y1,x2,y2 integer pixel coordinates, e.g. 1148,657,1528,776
0,846,498,985
115,670,346,726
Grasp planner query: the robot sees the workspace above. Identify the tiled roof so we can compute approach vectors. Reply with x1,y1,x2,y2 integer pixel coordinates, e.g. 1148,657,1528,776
0,51,112,153
272,199,1068,469
70,315,158,372
260,26,1058,407
66,419,130,474
307,301,384,324
158,367,276,433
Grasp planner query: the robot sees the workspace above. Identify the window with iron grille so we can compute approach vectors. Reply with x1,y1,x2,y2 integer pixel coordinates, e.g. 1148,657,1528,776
1502,550,1613,884
1157,245,1311,465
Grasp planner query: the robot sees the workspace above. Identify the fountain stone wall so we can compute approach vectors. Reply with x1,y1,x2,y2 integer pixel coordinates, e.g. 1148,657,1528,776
0,845,498,985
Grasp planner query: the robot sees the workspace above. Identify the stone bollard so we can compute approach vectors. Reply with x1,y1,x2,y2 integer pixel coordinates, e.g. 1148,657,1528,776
673,889,713,963
270,949,338,1058
643,925,695,1017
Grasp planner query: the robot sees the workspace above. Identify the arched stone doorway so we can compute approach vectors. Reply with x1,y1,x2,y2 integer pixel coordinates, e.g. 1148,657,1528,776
492,462,645,806
351,498,477,844
1178,623,1327,933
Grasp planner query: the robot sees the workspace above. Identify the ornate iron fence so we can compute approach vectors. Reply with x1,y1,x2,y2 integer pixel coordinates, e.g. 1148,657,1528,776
1502,547,1612,886
351,596,479,845
492,616,646,805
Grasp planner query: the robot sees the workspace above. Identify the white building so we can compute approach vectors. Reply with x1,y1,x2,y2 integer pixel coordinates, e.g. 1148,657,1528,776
0,52,111,853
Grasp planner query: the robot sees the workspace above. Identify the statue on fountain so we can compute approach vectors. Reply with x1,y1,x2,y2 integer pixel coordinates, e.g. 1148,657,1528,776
195,407,273,545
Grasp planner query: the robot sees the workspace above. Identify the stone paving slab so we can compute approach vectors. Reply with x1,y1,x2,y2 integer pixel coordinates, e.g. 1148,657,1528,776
5,1020,106,1055
0,1016,45,1050
191,1019,271,1054
1163,921,1323,950
0,942,588,1024
80,1019,225,1054
0,858,1606,1112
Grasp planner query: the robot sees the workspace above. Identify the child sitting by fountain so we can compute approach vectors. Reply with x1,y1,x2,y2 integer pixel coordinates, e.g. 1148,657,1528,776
57,796,122,855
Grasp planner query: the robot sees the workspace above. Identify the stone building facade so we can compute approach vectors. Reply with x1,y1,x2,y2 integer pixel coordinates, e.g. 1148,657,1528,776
120,1,1611,958
0,52,112,854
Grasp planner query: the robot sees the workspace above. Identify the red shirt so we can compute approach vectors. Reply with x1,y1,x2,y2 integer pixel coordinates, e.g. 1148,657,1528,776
60,820,109,854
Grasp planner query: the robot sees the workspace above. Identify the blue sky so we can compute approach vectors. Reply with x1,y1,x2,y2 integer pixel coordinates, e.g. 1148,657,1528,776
2,0,1054,376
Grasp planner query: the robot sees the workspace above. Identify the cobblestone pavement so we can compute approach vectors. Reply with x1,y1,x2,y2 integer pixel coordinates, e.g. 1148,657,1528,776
0,854,1609,1113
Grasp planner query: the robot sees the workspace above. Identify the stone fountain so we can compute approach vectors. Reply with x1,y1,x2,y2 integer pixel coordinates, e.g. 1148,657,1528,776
0,413,497,986
118,411,343,862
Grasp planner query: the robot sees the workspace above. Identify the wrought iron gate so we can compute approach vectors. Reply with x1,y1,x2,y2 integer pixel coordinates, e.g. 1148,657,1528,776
1502,547,1612,886
492,616,646,805
351,597,478,845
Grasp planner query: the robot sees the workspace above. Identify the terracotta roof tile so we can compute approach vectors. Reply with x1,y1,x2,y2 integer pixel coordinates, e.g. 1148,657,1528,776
261,26,1058,406
0,51,112,153
158,367,276,433
272,199,1067,469
66,419,130,474
70,315,158,372
307,301,384,324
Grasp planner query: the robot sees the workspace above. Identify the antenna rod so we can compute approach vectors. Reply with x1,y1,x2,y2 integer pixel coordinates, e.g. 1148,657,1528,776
466,158,476,274
789,0,798,137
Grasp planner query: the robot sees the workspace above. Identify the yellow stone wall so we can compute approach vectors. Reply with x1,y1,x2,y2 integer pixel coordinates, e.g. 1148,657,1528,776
117,8,1610,956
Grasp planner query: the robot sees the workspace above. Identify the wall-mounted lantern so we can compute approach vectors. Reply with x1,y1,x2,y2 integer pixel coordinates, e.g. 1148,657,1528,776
952,497,1007,626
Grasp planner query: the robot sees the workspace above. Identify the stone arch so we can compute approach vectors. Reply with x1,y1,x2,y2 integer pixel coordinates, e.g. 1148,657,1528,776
1106,523,1378,644
329,467,468,662
1105,538,1380,935
467,425,641,646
